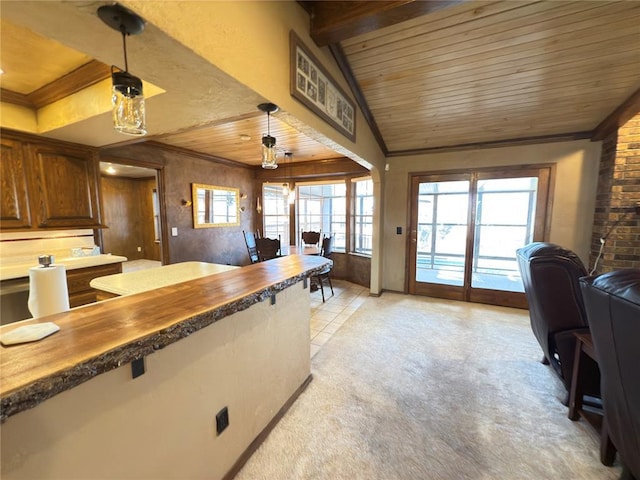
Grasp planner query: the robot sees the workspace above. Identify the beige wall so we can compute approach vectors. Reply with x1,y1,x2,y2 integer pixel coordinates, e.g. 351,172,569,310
1,282,311,479
382,140,602,292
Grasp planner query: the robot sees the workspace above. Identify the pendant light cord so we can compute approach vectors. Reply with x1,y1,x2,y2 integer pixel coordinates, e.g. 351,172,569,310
120,26,129,72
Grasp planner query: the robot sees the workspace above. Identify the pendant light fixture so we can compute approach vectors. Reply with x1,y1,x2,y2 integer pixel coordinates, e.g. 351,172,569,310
258,103,279,169
98,4,147,136
282,151,293,195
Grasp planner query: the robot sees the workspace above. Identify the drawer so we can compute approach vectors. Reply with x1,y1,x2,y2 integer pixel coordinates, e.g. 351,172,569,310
66,263,122,295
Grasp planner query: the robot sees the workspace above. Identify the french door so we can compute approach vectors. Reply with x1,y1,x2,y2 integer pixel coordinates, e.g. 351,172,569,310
407,166,552,308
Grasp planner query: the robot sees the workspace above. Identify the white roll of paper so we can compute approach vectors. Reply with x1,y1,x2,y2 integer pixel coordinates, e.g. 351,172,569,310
27,265,70,318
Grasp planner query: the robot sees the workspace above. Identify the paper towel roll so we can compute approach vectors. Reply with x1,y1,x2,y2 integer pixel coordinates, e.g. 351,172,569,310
27,265,70,318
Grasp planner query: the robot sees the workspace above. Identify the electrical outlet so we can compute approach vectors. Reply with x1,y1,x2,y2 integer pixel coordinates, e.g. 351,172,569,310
137,246,142,252
216,407,229,435
171,227,178,237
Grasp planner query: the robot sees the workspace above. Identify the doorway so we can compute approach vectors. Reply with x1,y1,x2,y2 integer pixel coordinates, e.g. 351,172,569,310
98,160,169,266
407,165,553,308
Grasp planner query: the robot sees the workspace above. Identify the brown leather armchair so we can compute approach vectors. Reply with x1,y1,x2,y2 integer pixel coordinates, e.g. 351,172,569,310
580,270,640,480
516,242,599,394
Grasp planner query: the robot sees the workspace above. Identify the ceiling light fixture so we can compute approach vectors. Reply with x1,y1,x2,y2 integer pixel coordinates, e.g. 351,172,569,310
98,3,147,137
282,151,293,195
258,103,279,169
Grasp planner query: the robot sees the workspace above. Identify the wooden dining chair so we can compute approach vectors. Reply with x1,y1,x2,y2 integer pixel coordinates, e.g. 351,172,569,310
301,230,321,248
243,230,260,264
314,235,334,302
255,236,281,261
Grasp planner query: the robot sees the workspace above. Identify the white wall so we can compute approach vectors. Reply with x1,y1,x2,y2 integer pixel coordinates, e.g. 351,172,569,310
382,140,602,292
1,282,311,479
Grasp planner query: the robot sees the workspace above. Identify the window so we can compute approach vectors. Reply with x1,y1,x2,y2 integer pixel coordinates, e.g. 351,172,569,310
297,182,346,251
353,178,373,255
262,184,290,246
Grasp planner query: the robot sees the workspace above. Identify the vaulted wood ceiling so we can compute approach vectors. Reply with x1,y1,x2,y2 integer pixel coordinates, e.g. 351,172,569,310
2,1,639,166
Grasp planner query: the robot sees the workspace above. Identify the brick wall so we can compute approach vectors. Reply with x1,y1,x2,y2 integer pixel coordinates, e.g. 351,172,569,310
589,113,640,273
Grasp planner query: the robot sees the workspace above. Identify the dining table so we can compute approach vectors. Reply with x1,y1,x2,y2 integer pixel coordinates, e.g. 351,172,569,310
280,244,321,256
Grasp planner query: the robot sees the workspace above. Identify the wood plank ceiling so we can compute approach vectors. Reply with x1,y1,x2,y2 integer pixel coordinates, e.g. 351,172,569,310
2,1,639,164
307,0,640,155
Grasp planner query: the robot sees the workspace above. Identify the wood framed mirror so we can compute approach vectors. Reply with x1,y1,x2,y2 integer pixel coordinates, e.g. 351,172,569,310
192,183,240,228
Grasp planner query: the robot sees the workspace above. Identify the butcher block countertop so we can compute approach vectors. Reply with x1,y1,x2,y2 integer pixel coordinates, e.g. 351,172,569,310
90,261,239,296
0,255,331,422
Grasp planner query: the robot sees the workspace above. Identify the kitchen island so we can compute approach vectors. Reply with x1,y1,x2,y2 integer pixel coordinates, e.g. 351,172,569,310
0,254,330,479
90,261,239,298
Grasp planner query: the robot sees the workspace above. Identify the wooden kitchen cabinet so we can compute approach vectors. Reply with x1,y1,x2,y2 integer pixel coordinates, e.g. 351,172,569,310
0,130,103,231
66,262,123,307
0,137,32,229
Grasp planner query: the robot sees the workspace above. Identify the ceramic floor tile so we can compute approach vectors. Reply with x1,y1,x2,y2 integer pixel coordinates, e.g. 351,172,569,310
310,318,330,331
312,310,339,322
317,303,345,314
311,331,333,346
322,322,342,334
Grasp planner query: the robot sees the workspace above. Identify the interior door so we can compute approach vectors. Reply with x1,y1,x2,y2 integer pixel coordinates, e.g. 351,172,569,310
408,166,552,308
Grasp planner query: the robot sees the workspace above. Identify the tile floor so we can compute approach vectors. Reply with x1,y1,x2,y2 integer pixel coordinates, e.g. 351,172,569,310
308,279,368,358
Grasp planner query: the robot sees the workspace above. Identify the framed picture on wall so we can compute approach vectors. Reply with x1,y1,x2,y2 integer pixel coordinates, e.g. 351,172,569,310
290,30,356,142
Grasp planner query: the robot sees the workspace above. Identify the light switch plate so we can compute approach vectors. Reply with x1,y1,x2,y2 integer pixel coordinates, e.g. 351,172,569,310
171,227,178,237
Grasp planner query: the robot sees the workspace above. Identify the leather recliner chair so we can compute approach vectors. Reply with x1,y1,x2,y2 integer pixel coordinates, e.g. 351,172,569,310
580,269,640,480
516,242,599,394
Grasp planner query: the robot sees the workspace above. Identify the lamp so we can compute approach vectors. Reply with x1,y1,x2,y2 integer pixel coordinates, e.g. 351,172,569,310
258,103,279,169
98,4,147,136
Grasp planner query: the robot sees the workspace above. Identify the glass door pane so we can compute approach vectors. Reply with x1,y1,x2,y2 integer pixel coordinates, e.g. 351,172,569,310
415,180,470,287
471,177,538,292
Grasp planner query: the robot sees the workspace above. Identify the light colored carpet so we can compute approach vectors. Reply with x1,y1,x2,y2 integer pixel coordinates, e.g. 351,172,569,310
235,292,622,480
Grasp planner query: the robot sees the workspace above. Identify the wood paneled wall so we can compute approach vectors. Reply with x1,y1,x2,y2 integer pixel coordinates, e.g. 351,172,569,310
100,144,256,267
100,176,160,261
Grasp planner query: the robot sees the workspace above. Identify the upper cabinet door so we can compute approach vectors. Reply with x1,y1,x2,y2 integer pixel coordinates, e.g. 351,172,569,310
28,142,102,228
0,137,32,229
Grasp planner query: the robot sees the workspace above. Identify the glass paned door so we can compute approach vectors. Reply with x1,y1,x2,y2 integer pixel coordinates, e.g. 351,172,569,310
408,167,552,308
471,177,538,293
415,179,470,287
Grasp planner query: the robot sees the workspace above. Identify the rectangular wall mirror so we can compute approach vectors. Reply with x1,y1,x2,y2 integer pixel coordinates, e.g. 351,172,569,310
192,183,240,228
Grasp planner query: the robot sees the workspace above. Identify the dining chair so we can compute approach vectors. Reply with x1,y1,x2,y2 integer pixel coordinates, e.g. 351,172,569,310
255,236,281,261
242,230,260,264
314,234,334,302
301,230,321,248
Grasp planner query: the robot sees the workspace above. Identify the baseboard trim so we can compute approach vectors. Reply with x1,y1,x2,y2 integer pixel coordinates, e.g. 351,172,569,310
223,373,314,480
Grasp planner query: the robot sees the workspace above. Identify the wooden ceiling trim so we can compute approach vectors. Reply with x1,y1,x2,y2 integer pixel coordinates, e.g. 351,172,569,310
306,0,464,46
592,88,640,141
254,157,368,181
26,60,111,108
0,88,34,108
346,1,599,68
386,131,593,157
145,141,254,170
328,43,388,155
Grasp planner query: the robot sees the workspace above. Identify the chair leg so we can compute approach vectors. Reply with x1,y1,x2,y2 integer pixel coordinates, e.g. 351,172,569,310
327,274,334,297
319,276,325,302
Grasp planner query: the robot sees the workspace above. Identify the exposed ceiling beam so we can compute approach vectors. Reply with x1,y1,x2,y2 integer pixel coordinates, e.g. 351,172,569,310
592,88,640,141
305,0,464,46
